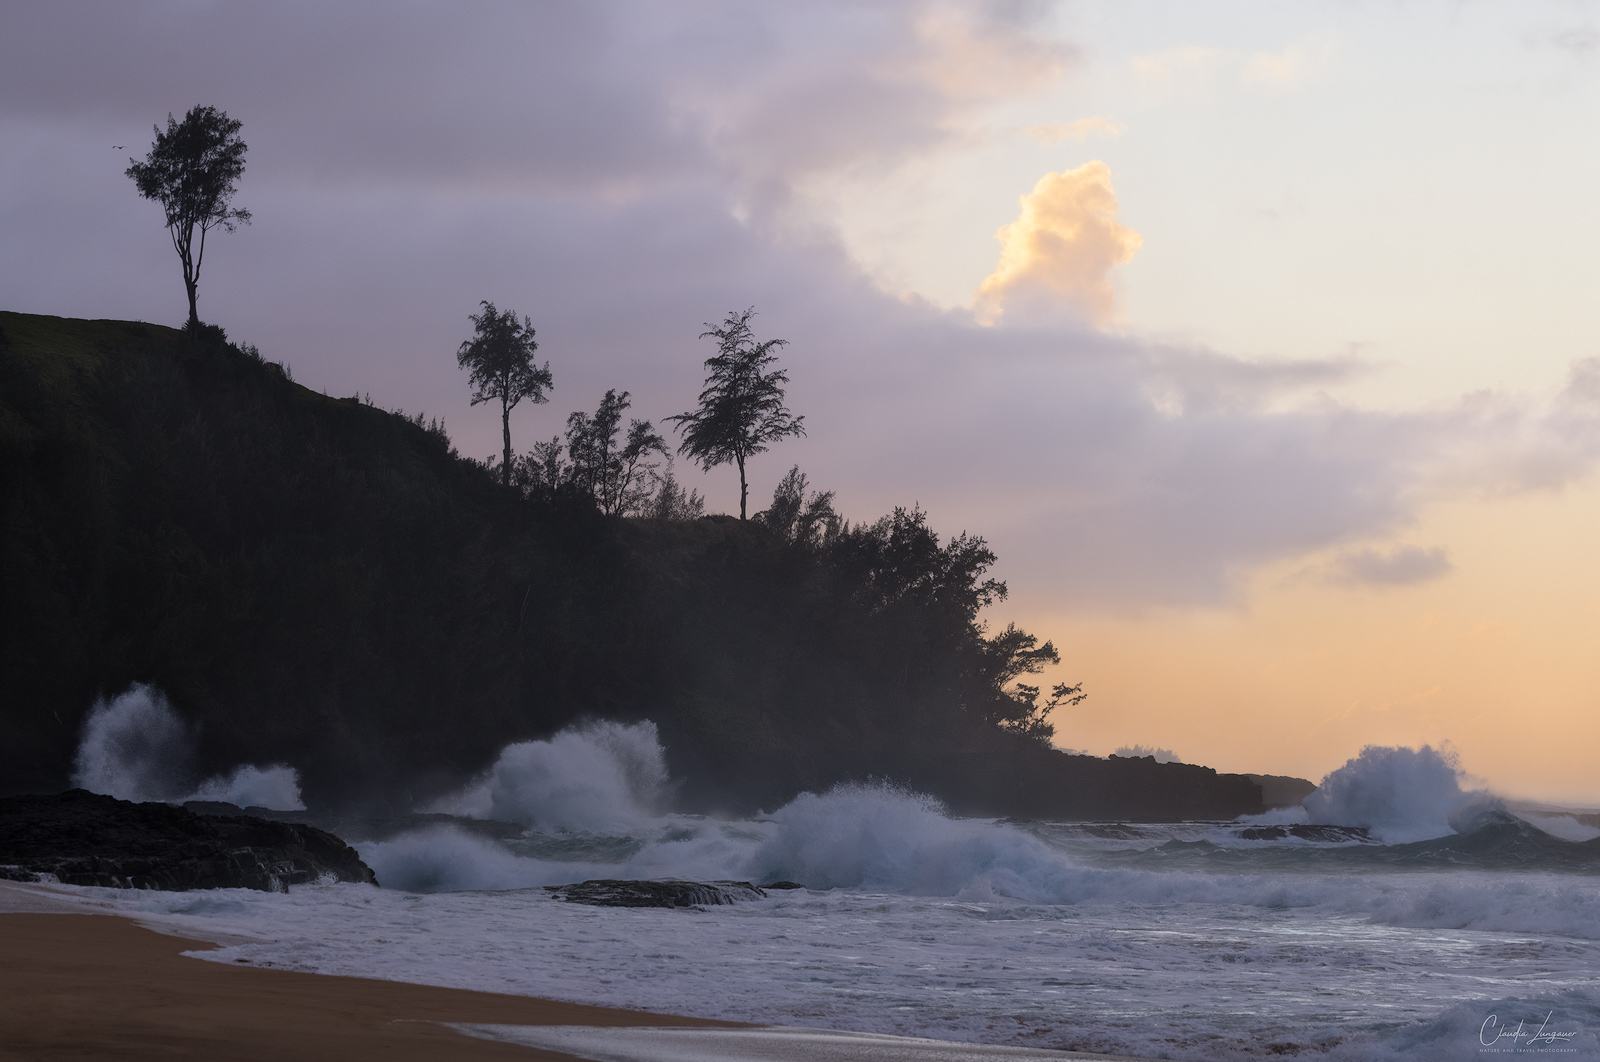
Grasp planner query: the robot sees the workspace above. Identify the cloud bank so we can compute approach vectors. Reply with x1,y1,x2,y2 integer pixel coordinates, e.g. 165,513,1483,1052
2,1,1596,614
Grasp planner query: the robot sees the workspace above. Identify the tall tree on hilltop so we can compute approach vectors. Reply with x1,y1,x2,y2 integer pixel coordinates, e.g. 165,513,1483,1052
126,105,251,332
457,301,552,486
668,307,804,520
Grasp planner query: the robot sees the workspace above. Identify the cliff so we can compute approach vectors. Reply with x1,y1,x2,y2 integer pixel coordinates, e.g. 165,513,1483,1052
0,310,1265,821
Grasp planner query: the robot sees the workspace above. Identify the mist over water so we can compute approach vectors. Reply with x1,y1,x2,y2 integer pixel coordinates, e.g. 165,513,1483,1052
70,684,305,810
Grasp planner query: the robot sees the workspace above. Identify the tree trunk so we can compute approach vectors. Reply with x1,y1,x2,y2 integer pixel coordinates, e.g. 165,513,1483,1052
737,453,747,521
179,246,199,331
501,398,513,487
184,279,199,331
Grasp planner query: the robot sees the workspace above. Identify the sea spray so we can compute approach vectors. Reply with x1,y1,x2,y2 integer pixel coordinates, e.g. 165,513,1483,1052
72,684,195,801
188,763,306,810
1303,744,1495,842
70,684,305,810
426,719,668,831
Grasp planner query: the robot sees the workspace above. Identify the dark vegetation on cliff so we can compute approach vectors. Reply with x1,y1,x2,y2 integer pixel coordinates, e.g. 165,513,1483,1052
0,311,1264,819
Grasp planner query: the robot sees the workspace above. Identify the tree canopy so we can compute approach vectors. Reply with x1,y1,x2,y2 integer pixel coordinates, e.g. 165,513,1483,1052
456,301,552,486
125,105,250,331
668,308,804,520
565,389,668,516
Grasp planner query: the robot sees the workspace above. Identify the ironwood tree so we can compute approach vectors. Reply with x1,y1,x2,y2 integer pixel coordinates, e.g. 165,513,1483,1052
456,301,552,485
125,106,251,331
668,308,804,520
565,389,668,515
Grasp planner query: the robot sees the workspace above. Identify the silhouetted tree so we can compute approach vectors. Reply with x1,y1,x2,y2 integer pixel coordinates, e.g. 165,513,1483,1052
668,308,804,520
643,461,706,520
978,626,1086,744
125,105,250,331
565,389,668,515
756,466,840,546
456,301,552,486
818,505,1082,743
513,436,570,496
831,506,1005,621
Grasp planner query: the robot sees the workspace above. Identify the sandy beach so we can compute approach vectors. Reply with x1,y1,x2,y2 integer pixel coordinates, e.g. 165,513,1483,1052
0,909,744,1061
0,883,1148,1062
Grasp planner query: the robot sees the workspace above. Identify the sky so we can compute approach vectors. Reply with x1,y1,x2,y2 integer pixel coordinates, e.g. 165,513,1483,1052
3,0,1598,802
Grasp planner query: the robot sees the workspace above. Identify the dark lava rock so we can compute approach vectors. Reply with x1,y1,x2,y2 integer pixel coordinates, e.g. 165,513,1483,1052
761,880,806,890
0,790,377,892
546,879,767,908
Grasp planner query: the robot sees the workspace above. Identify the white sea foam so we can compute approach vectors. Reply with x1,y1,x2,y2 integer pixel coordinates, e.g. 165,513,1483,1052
54,869,1600,1061
52,713,1600,1058
1303,743,1495,842
70,684,305,810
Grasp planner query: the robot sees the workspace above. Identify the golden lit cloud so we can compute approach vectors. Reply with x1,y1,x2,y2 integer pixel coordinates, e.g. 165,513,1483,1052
974,161,1142,326
1022,117,1123,143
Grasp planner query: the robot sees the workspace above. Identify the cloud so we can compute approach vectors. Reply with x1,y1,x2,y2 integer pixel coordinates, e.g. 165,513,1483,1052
1239,43,1332,93
1021,117,1123,143
1140,348,1373,418
1327,546,1454,588
1132,45,1232,91
1531,24,1599,61
1132,40,1330,97
973,162,1142,326
1425,358,1600,496
669,1,1071,217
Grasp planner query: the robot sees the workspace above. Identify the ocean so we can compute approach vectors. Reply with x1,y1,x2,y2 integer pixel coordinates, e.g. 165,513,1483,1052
51,714,1600,1060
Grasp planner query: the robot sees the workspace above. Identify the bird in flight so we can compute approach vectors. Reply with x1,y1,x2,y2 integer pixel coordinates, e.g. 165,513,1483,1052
112,144,125,150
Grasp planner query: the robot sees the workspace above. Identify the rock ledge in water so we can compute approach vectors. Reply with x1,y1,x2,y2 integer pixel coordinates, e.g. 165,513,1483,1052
0,789,377,892
546,879,767,908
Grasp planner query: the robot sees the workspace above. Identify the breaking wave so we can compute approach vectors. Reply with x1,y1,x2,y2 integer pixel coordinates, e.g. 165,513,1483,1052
1303,744,1496,843
363,762,1600,943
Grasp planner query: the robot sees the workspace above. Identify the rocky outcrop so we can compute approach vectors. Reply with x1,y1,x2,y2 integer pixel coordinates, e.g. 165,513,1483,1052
546,879,767,908
1248,774,1318,809
0,790,377,892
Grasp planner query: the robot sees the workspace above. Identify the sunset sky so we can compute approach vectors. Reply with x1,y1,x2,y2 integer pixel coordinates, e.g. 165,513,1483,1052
4,1,1597,801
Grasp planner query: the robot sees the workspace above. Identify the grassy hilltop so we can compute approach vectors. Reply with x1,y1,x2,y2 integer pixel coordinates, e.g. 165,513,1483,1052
0,310,1265,819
